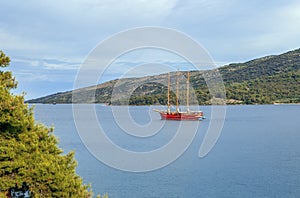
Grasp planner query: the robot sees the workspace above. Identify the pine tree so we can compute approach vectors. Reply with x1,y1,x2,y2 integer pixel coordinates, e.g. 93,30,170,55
0,51,92,197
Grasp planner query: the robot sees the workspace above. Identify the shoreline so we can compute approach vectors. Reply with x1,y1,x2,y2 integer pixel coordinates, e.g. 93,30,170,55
26,102,300,106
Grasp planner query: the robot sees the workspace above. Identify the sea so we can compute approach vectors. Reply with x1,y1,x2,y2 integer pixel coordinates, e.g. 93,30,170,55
32,104,300,198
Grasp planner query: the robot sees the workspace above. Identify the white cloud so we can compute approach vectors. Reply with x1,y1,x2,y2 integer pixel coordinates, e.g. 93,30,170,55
11,0,178,29
15,71,50,82
12,57,82,70
42,61,80,70
0,28,45,51
1,0,179,64
57,0,177,21
13,58,40,67
167,0,300,62
232,1,300,57
276,2,300,39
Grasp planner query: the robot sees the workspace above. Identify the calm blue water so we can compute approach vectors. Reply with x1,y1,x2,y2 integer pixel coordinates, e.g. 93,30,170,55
33,104,300,198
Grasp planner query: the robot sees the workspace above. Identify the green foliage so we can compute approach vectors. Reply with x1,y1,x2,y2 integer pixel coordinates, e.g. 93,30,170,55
224,70,300,104
96,193,108,198
0,51,10,68
0,51,93,197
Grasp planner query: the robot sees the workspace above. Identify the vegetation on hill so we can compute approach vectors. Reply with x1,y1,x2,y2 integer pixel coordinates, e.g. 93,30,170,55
27,48,300,105
0,51,96,197
220,48,300,104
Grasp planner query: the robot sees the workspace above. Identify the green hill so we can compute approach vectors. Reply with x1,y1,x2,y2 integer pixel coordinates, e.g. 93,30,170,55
27,48,300,105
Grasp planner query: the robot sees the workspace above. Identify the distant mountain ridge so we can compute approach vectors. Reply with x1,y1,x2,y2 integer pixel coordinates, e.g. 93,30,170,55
27,48,300,105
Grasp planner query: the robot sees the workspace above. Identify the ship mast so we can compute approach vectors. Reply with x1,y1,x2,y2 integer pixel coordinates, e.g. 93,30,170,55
176,69,179,112
167,72,170,114
186,71,190,112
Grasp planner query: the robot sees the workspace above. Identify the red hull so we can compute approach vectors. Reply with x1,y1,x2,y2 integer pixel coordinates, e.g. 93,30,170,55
159,111,204,121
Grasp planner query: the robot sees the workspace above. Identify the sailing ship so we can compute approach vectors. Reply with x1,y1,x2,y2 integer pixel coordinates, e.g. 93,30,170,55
154,71,205,121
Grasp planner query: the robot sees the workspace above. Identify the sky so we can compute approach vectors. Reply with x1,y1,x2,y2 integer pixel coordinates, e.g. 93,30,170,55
1,0,300,99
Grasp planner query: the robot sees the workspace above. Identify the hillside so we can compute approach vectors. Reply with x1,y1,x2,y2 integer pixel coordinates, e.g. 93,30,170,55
27,48,300,105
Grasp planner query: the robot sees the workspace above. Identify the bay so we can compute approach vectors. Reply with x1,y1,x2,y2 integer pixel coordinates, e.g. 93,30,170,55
32,104,300,198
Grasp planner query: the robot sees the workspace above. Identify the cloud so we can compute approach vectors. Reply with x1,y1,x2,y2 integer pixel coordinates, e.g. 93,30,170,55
41,0,178,23
41,59,81,70
0,28,45,52
229,0,300,59
2,0,299,61
13,58,40,67
1,0,180,62
165,0,300,62
11,57,82,71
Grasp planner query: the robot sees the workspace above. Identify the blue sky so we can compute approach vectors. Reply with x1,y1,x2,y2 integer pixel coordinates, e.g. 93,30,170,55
1,0,300,99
